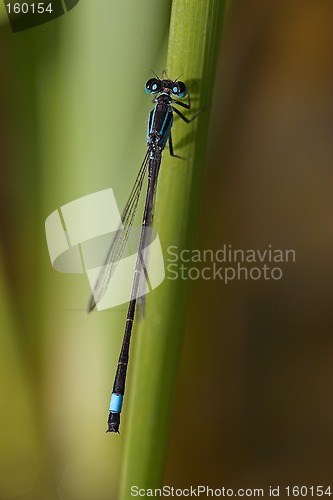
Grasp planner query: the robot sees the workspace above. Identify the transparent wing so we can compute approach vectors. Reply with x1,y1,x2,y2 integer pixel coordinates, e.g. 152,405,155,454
87,151,149,312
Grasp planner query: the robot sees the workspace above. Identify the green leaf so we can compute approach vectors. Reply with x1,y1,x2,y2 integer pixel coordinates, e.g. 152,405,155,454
120,0,227,496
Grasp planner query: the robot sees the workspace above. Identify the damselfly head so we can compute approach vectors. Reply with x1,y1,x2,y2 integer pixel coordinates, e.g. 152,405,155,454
145,78,187,98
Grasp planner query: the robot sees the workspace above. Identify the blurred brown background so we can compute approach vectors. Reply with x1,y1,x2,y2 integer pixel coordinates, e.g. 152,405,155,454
166,0,333,491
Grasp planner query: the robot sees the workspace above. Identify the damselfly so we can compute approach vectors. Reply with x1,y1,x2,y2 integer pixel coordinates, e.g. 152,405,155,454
88,75,200,433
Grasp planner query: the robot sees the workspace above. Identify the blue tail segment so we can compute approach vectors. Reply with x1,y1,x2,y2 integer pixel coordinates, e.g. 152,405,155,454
109,393,123,413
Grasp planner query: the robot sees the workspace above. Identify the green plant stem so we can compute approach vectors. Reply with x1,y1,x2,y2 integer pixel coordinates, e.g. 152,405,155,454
120,0,226,496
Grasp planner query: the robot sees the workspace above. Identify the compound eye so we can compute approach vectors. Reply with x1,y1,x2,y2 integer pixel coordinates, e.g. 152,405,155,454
171,81,187,98
145,78,161,94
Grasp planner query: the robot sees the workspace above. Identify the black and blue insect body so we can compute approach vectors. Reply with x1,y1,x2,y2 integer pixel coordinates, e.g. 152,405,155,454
88,76,200,433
